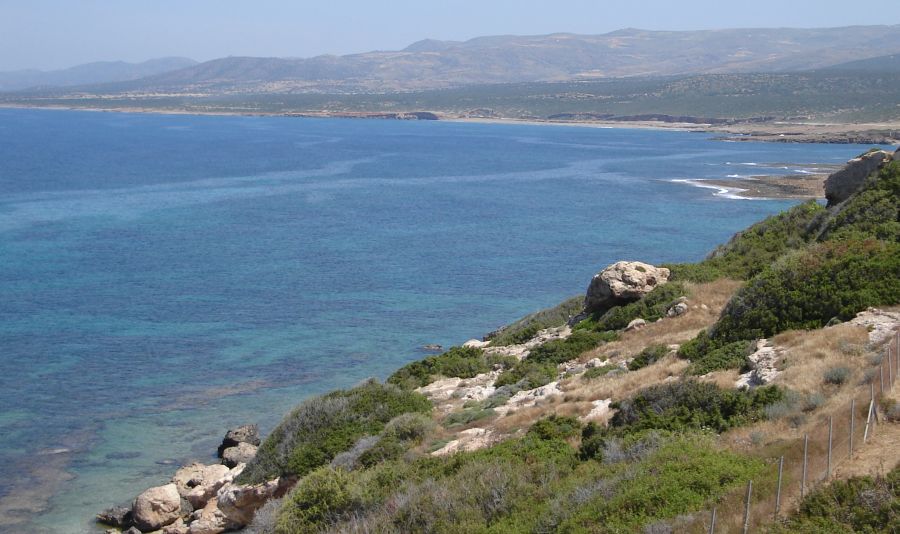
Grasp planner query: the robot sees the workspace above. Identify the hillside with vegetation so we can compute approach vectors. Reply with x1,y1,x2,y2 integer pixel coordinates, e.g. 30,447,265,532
100,150,900,533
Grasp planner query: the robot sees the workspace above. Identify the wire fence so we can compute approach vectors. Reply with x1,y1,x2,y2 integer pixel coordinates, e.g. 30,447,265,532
685,327,900,533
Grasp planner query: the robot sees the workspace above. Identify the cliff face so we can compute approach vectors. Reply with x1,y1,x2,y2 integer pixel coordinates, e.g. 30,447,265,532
824,148,897,206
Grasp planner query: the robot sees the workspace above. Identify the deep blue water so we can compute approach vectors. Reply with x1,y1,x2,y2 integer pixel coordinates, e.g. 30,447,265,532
0,108,878,532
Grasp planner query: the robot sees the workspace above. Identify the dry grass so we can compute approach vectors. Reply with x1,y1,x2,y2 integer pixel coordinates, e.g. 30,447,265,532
581,279,743,363
774,323,870,396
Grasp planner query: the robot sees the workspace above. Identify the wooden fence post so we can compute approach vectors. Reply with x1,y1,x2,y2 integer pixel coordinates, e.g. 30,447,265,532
827,416,833,478
863,399,874,442
774,455,784,520
801,434,809,499
742,480,753,534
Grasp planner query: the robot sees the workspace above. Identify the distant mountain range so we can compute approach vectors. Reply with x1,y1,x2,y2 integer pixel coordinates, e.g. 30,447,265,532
12,25,898,96
0,57,197,92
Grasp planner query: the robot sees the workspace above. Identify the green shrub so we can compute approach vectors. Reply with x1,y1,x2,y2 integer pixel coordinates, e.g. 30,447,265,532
664,262,726,283
561,434,768,533
527,415,581,441
628,344,669,371
493,359,557,389
577,283,687,332
771,465,900,533
443,406,495,427
276,467,358,532
387,346,492,389
686,340,752,375
609,380,783,434
488,296,584,346
238,380,431,484
582,364,622,380
495,329,617,389
824,366,852,385
676,200,825,282
711,239,900,343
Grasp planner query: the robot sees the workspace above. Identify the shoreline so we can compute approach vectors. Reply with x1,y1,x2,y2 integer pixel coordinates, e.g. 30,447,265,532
2,103,898,144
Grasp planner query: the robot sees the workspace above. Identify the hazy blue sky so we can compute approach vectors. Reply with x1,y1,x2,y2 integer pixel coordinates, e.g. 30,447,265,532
0,0,895,71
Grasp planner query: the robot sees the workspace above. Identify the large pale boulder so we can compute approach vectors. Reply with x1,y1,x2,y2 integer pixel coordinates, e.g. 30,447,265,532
824,149,894,206
216,478,285,527
172,463,233,509
132,483,182,532
222,442,257,468
585,261,670,313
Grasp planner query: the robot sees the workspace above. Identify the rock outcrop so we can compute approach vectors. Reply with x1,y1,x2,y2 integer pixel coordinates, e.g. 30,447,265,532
132,483,182,532
97,505,133,529
736,340,783,388
216,477,288,527
585,261,670,314
172,463,238,509
222,442,258,468
824,149,894,206
217,425,260,457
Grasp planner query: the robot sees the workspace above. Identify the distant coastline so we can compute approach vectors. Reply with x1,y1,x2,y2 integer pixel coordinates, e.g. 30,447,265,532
3,103,898,146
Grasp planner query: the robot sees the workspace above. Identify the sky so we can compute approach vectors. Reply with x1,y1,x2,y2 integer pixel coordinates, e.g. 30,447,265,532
0,0,896,71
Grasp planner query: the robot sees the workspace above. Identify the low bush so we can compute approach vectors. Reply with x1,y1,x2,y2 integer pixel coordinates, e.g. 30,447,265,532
582,364,622,380
667,200,825,282
771,465,900,533
495,329,617,389
387,346,493,389
711,239,900,343
628,344,669,371
443,406,495,427
609,380,783,434
824,366,852,385
488,296,584,346
577,283,687,332
238,380,431,484
686,340,752,375
560,434,768,533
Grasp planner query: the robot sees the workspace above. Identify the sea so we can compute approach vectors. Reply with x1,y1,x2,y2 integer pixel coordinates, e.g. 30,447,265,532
0,108,881,532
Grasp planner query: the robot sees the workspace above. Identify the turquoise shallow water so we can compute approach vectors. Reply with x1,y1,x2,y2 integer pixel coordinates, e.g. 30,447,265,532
0,109,880,532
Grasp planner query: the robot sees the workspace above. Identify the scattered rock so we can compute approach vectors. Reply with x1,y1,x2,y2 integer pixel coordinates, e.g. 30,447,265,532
222,443,257,468
124,528,142,534
736,340,783,388
585,261,670,313
416,371,498,404
580,399,612,422
848,307,900,347
188,498,235,534
463,338,490,349
132,483,182,532
431,428,497,455
625,318,646,331
494,381,562,416
585,358,607,368
216,477,287,527
666,299,689,317
162,518,190,534
824,149,894,206
97,505,133,528
217,425,260,457
172,463,233,509
422,344,443,352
